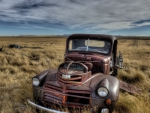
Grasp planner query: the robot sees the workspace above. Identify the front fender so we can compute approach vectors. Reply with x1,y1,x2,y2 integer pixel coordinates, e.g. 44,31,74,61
87,73,120,101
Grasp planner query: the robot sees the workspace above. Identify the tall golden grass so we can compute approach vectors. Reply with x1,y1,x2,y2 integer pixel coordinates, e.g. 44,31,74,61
0,37,150,113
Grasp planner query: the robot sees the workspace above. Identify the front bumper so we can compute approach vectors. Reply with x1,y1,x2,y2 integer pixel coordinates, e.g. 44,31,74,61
27,99,109,113
27,99,68,113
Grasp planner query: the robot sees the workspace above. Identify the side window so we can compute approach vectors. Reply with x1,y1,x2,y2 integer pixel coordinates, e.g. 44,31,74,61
69,40,72,50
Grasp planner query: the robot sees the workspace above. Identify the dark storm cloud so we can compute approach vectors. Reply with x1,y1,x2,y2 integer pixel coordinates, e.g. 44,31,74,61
133,20,150,24
13,1,60,15
13,1,59,10
67,0,82,4
0,0,150,31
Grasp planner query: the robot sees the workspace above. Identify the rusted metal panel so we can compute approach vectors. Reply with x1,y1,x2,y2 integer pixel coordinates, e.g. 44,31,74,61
65,53,111,74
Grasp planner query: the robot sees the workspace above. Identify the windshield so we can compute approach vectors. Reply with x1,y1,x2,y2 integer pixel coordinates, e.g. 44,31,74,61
68,38,111,54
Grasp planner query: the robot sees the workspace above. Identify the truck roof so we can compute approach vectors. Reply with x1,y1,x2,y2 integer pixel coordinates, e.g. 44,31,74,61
67,34,117,42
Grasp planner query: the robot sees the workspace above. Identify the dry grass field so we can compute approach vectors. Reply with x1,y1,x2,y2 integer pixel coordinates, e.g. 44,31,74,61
0,36,150,113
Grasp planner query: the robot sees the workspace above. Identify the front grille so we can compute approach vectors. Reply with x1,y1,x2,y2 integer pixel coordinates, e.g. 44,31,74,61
43,82,63,105
66,91,91,106
43,82,91,107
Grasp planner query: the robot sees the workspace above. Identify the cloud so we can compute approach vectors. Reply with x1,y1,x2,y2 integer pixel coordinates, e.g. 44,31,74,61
0,0,150,33
133,19,150,24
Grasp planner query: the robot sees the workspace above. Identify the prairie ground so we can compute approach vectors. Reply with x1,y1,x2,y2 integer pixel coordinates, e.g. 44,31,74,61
0,36,150,113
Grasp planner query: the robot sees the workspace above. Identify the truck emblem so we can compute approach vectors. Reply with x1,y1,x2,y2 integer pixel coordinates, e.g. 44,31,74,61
62,74,71,79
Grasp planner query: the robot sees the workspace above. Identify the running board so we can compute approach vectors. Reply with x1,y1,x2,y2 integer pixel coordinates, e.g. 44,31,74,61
119,80,141,94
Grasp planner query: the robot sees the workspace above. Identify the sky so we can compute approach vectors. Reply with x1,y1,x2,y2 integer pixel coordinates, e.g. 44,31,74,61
0,0,150,36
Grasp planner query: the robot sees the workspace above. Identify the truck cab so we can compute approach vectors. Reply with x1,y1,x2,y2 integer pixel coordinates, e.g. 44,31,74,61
65,34,122,76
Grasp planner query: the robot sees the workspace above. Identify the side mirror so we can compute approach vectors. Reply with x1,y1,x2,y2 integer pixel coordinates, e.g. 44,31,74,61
115,52,123,69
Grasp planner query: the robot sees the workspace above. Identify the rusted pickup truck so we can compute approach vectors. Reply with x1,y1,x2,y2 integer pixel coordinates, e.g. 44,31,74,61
28,34,124,113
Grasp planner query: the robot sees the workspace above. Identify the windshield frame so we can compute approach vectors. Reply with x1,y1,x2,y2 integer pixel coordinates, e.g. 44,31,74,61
67,37,112,55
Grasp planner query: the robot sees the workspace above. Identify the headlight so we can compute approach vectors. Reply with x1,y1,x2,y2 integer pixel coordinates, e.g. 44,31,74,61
33,78,40,86
97,87,108,97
